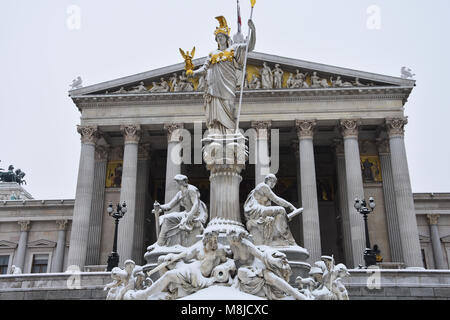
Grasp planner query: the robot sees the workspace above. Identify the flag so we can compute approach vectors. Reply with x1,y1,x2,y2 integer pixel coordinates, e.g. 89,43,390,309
237,0,242,33
233,0,245,43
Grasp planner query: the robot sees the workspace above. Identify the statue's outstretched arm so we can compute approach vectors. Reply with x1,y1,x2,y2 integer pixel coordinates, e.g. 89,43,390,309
161,191,181,211
263,185,294,210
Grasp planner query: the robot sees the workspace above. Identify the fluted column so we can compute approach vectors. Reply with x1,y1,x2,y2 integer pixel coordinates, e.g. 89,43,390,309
67,126,98,269
86,145,108,266
377,139,403,262
334,139,353,266
164,123,183,206
13,220,30,272
291,140,302,208
133,144,151,265
51,220,68,273
252,121,271,185
118,125,141,265
427,214,446,269
386,118,423,267
296,120,321,263
340,119,366,268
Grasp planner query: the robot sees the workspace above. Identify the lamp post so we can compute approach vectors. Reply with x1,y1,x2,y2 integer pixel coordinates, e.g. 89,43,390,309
354,197,377,268
106,201,127,271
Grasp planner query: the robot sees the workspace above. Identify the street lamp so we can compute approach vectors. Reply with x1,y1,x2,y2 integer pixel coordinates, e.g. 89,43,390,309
354,197,376,268
106,201,127,271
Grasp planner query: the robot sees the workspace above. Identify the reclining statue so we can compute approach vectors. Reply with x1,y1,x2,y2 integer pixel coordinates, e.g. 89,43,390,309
152,174,208,248
227,229,307,300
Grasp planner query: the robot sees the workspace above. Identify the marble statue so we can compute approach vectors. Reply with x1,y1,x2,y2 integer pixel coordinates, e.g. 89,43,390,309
130,231,233,300
112,87,127,94
190,16,256,134
260,62,273,89
401,66,415,79
150,78,170,93
296,255,350,300
151,174,208,248
310,72,329,88
331,76,352,87
170,73,179,92
159,78,170,92
236,69,249,89
243,174,301,246
70,76,83,90
227,229,307,300
353,77,366,87
178,72,194,92
286,73,295,88
293,70,308,88
10,265,22,274
272,64,284,89
129,81,148,93
249,74,261,89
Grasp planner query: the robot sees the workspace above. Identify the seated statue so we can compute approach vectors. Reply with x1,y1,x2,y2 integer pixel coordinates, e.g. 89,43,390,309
127,231,234,300
153,175,208,248
227,229,307,300
243,174,300,246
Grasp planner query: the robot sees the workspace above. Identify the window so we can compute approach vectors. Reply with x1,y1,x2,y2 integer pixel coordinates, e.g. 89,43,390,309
0,255,9,274
31,254,49,273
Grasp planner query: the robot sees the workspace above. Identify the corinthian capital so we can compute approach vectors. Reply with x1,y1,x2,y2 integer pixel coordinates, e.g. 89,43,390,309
164,123,184,143
295,120,316,139
77,126,99,145
56,220,68,231
386,117,408,137
121,125,141,144
18,220,31,232
339,119,360,138
251,121,272,139
427,214,440,226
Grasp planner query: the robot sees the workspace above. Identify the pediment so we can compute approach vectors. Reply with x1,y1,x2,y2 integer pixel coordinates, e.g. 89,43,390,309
69,51,415,97
27,239,56,248
441,235,450,243
0,240,18,249
419,234,430,243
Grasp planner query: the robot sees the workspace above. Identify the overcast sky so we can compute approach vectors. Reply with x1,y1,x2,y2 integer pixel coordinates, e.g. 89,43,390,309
1,0,449,199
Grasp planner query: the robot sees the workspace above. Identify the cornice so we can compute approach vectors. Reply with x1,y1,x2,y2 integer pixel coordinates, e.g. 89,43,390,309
71,86,413,110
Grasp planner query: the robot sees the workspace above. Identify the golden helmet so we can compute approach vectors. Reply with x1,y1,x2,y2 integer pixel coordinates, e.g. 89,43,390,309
214,16,231,37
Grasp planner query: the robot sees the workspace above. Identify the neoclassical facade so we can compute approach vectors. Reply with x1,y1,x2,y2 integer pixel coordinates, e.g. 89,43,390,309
1,52,450,274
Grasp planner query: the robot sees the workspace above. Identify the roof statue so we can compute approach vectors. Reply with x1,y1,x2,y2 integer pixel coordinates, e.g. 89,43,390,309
401,66,415,79
0,164,27,185
70,76,83,90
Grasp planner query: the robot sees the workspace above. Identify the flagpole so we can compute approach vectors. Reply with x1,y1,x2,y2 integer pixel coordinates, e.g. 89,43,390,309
235,2,255,134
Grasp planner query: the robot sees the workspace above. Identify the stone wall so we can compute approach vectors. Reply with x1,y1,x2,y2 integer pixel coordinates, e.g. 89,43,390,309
345,269,450,300
1,269,450,300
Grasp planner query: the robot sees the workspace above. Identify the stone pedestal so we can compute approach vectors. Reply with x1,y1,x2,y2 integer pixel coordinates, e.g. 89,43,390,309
203,133,247,231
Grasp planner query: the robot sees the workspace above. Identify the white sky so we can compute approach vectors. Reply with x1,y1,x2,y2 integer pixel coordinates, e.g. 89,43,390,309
1,0,449,199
